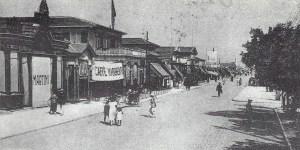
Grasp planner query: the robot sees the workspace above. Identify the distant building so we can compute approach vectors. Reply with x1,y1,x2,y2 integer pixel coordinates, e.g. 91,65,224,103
206,48,220,68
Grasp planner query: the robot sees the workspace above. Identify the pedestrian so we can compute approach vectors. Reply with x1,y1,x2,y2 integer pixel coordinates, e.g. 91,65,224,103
116,107,124,126
103,100,110,122
183,77,189,91
149,94,157,117
239,77,242,86
56,88,64,115
49,93,58,114
246,99,253,123
216,82,223,97
108,98,117,126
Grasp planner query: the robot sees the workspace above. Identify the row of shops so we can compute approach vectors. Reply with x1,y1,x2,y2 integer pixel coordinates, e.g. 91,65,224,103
0,0,233,109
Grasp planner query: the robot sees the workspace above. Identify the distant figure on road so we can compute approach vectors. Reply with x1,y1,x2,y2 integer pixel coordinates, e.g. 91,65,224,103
246,99,253,123
149,94,157,117
103,100,110,122
239,78,242,86
216,82,223,97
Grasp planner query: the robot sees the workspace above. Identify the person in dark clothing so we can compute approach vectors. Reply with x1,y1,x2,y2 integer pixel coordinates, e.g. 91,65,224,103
49,93,58,114
103,100,110,122
56,88,64,115
216,82,223,97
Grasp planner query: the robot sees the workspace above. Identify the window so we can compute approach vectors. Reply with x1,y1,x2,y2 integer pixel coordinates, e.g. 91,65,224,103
81,32,88,43
52,32,70,41
96,37,102,49
103,39,109,49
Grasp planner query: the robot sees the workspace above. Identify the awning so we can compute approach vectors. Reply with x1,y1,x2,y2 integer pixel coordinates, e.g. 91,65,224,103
206,71,219,76
150,63,170,78
162,64,176,79
173,65,184,79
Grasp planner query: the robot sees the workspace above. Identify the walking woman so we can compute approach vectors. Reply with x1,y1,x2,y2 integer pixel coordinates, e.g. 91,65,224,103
216,82,223,97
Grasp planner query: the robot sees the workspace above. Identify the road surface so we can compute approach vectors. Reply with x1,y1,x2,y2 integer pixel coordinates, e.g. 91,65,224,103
0,78,287,150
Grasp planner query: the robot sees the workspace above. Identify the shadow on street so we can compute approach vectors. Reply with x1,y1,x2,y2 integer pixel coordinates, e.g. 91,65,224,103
206,105,288,150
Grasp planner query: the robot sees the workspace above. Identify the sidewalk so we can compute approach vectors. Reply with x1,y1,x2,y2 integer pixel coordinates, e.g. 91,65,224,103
233,86,291,149
233,86,281,109
0,85,196,140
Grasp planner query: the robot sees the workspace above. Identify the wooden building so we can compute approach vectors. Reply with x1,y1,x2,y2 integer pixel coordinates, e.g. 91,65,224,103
0,0,69,109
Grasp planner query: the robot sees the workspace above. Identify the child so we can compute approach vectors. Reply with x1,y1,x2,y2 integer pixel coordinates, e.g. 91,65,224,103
149,95,157,117
116,107,124,126
49,93,58,114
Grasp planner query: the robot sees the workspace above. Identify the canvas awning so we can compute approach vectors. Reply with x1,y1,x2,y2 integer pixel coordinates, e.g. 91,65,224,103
150,63,170,78
173,65,184,80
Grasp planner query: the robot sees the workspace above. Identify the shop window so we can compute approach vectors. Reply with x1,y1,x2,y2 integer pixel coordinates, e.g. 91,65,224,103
10,52,19,92
81,32,88,43
0,51,5,92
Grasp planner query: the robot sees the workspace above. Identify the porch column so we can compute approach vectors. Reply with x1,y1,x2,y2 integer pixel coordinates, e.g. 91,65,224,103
4,50,11,93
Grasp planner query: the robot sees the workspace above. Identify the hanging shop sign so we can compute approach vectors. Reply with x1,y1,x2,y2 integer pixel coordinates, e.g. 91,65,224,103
79,61,89,77
92,61,124,81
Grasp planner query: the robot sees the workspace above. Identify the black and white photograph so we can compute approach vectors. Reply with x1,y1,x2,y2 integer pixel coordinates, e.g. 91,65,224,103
0,0,299,149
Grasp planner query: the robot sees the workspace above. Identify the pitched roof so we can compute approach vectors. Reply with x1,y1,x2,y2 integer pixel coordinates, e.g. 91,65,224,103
122,38,160,47
67,43,96,56
0,16,125,35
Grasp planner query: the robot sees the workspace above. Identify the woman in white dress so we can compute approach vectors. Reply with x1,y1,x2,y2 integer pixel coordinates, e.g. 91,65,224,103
108,100,117,125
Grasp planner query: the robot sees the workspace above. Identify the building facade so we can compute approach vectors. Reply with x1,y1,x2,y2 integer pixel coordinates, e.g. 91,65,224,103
0,1,69,108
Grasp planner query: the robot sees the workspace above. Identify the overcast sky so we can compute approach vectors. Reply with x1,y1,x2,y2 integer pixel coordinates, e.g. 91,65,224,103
0,0,299,62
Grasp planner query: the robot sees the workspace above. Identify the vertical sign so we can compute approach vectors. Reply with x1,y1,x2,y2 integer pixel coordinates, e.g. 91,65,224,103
32,57,51,107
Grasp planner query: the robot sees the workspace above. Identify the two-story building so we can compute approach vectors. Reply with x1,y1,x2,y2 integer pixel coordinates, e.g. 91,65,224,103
0,0,70,108
122,38,173,89
154,46,198,81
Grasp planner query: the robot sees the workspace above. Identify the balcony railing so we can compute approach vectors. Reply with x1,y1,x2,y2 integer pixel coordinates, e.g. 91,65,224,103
96,48,146,58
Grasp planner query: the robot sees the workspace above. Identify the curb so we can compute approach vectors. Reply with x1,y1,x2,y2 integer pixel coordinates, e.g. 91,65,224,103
0,113,97,141
274,108,294,150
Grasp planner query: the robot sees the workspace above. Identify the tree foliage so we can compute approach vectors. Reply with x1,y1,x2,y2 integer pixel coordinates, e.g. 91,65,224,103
242,22,300,93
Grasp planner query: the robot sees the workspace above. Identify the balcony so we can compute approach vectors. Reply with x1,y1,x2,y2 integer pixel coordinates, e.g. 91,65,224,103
95,47,146,58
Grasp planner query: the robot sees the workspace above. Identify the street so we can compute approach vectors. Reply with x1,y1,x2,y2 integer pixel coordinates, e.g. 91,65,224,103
0,79,287,150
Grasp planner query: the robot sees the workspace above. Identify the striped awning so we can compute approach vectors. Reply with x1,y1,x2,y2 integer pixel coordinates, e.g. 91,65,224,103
150,63,170,78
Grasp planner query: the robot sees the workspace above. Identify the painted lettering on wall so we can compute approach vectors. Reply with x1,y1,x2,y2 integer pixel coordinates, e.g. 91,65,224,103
32,75,50,85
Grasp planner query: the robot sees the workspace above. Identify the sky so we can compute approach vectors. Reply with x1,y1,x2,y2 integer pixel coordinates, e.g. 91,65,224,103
0,0,299,63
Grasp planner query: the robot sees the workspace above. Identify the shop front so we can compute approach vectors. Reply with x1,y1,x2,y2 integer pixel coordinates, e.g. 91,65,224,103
64,43,95,102
91,61,124,97
0,33,69,109
149,63,171,90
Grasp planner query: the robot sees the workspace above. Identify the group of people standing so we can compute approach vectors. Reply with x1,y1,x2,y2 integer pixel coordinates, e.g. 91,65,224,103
103,95,124,126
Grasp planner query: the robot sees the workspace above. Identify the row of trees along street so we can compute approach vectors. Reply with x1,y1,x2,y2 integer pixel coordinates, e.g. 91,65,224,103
241,22,300,112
